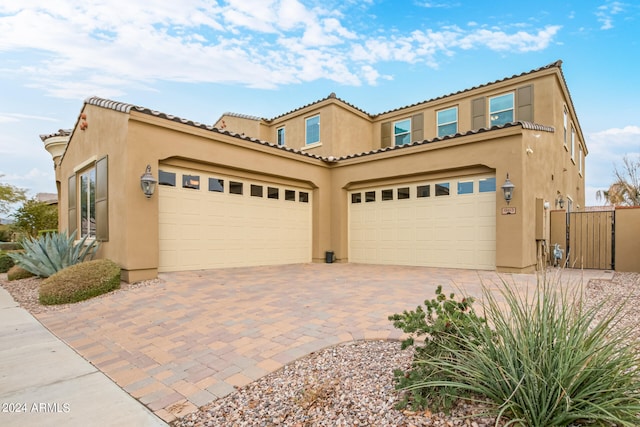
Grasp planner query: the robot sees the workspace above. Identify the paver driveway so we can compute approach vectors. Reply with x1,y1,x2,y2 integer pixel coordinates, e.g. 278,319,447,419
35,264,608,423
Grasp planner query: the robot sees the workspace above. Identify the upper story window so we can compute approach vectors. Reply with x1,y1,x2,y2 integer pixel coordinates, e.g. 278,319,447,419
394,119,411,145
563,106,568,146
277,127,285,146
489,93,514,126
305,115,320,145
437,107,458,137
571,125,576,161
579,146,583,176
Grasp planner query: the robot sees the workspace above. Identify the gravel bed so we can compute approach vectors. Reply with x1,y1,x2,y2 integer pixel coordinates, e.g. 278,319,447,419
1,271,639,426
174,340,500,427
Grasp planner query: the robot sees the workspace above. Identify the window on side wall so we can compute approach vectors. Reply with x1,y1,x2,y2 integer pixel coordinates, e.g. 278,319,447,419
277,127,285,146
563,106,568,147
579,146,583,175
571,125,576,161
393,119,411,146
489,93,514,126
437,107,458,137
305,115,320,145
71,156,108,242
79,167,96,239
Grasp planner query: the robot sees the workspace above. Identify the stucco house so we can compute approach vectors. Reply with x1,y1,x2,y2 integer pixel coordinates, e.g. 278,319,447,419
42,60,586,282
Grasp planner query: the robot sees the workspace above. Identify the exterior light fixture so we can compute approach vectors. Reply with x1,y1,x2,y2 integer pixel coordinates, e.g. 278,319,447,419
557,195,565,209
140,165,157,198
500,173,515,205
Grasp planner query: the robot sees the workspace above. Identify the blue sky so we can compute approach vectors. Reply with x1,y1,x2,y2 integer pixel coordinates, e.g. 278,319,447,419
1,0,639,207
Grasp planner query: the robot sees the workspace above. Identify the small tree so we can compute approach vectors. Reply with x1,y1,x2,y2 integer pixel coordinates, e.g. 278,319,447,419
12,199,58,237
596,155,640,206
0,177,27,216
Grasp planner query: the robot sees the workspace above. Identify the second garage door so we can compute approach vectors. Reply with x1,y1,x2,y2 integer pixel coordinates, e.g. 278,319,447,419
349,174,496,270
158,166,312,272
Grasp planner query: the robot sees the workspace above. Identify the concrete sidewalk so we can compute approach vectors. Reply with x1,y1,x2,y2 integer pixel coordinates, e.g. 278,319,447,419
0,287,167,427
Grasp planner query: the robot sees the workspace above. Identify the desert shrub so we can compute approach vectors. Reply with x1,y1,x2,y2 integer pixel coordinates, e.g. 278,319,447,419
7,265,35,281
0,225,12,242
9,230,99,278
39,259,121,305
408,274,640,426
388,285,488,411
0,251,14,273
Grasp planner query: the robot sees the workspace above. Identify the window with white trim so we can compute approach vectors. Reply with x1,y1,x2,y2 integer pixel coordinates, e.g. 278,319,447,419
305,115,320,145
393,119,411,146
437,107,458,137
489,93,514,126
277,127,285,146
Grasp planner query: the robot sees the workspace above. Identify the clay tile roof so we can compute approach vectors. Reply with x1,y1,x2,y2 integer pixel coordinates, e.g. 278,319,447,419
39,128,72,141
264,92,373,122
332,121,554,161
377,60,563,116
220,112,263,121
82,96,327,161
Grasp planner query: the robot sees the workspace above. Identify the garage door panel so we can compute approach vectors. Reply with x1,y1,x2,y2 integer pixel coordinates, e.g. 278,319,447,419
349,175,496,270
159,169,311,272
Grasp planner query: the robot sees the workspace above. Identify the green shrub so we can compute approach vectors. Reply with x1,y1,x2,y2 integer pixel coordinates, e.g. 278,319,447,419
39,259,121,305
0,225,12,242
7,265,35,281
9,230,99,278
408,274,640,426
0,251,14,273
388,285,488,411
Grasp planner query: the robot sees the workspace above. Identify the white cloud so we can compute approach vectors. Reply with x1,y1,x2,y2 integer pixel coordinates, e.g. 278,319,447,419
596,1,624,30
0,113,59,123
456,25,561,52
585,125,640,192
0,2,564,96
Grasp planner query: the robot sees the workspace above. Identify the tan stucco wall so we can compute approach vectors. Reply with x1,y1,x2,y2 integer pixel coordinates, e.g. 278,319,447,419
614,207,640,272
54,64,588,281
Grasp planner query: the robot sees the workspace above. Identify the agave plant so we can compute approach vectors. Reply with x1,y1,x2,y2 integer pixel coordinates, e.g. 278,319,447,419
8,230,100,278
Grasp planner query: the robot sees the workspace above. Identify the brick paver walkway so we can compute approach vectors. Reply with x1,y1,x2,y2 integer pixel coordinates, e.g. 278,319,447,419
35,264,609,423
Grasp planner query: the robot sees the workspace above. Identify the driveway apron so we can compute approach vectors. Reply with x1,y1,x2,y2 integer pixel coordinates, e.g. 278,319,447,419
34,264,609,423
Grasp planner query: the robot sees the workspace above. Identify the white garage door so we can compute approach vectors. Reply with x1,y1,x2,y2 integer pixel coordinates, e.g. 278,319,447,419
158,167,312,272
349,175,496,270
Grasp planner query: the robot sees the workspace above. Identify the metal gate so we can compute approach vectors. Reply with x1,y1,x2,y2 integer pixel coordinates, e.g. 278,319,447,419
566,211,615,270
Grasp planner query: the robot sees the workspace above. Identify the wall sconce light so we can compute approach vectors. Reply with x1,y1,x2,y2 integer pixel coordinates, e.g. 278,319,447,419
556,195,565,209
501,173,515,205
140,165,157,198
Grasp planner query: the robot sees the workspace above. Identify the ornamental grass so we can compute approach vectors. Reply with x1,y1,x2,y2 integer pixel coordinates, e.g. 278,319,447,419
405,271,640,426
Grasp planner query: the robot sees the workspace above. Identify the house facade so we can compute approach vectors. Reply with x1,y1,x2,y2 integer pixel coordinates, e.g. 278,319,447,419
43,60,586,282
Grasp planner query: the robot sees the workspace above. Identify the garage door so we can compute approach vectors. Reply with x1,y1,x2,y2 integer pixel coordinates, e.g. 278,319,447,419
158,167,312,272
349,175,496,270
